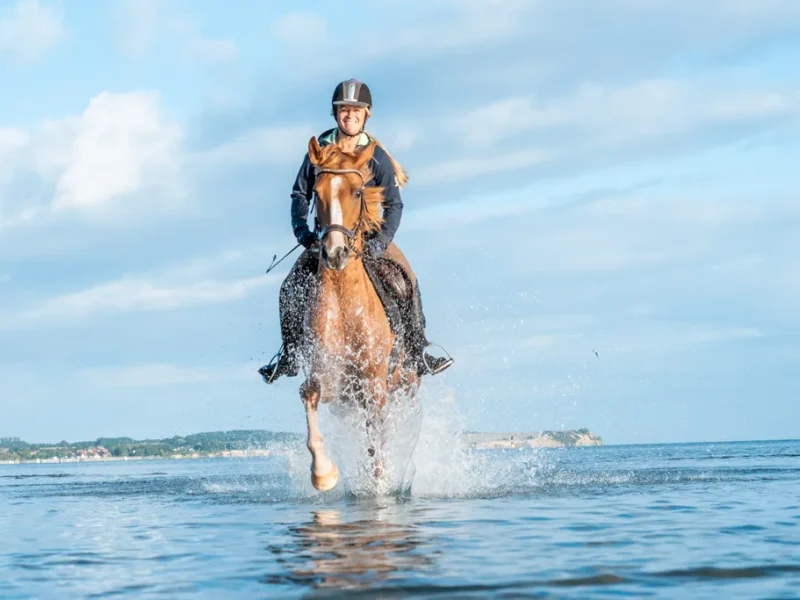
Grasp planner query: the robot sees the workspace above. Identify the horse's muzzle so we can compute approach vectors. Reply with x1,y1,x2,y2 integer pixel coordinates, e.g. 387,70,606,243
321,244,350,271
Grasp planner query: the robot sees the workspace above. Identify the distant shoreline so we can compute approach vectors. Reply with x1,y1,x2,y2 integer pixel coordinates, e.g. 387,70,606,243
463,429,602,450
0,449,275,466
0,429,602,465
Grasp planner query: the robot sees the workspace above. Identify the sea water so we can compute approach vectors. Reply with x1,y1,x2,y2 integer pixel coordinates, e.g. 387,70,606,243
1,396,798,598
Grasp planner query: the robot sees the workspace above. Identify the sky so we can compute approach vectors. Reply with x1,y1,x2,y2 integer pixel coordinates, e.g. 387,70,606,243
1,0,799,445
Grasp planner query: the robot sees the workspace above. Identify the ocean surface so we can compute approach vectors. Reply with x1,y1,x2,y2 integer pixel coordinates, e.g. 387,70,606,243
1,422,798,598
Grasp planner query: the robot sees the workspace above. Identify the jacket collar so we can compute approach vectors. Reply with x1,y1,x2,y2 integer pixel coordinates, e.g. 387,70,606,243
319,128,370,148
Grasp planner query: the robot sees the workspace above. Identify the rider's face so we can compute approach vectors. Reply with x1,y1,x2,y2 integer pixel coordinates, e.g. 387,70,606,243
336,106,366,136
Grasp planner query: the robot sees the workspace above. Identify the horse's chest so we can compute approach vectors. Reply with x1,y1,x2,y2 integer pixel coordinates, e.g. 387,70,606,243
316,300,390,353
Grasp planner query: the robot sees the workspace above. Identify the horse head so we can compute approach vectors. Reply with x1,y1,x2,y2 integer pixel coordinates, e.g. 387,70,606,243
308,136,384,271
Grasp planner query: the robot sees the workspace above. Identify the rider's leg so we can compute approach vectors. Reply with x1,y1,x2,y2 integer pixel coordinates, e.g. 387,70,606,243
259,249,318,383
380,243,454,376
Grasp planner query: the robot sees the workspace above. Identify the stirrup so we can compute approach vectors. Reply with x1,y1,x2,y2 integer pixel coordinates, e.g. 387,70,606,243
258,346,284,385
421,342,454,376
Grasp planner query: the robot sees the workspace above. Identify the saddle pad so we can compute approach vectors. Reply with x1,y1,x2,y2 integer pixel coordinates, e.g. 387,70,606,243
363,256,412,354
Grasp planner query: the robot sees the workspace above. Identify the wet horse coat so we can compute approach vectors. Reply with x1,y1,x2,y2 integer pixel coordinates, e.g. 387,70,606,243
298,137,420,491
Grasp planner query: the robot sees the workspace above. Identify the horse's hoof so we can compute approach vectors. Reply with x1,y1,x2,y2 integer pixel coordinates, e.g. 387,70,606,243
312,464,339,491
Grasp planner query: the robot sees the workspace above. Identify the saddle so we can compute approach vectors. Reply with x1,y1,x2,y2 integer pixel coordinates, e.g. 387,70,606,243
288,249,421,374
362,256,419,372
363,256,412,331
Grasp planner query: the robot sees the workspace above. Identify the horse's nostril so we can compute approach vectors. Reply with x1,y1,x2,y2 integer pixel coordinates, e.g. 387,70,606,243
325,246,349,269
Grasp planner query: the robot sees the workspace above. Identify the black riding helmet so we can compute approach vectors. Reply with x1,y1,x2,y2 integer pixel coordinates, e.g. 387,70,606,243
331,78,372,111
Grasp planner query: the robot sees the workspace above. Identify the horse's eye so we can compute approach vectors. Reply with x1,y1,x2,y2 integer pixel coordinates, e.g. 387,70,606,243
354,190,362,199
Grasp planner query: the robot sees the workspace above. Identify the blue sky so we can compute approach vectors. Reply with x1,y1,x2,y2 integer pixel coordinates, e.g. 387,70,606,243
1,0,799,445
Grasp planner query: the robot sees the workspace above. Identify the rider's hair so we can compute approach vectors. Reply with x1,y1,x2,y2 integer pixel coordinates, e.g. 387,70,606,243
364,109,409,188
366,133,409,188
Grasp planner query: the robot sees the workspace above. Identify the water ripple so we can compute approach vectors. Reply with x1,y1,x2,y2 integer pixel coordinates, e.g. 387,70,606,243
1,440,799,598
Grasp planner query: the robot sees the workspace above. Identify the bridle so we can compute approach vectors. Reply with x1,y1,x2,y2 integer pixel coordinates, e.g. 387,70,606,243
314,167,370,257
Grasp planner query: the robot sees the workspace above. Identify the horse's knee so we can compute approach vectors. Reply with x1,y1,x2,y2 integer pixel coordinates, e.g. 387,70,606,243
300,379,321,409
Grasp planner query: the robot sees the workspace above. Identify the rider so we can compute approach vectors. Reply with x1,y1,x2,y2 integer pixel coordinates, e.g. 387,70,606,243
259,78,454,384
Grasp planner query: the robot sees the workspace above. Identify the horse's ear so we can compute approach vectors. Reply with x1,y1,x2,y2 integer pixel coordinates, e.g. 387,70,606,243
353,140,377,170
308,136,323,165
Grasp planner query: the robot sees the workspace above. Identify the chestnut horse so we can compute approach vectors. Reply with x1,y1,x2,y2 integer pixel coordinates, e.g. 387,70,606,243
299,136,420,491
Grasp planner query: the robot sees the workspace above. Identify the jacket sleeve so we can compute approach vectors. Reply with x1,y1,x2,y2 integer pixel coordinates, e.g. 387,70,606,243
371,150,404,245
290,153,315,240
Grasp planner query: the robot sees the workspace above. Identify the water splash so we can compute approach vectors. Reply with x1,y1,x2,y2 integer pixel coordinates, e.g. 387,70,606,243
282,382,551,500
318,385,423,497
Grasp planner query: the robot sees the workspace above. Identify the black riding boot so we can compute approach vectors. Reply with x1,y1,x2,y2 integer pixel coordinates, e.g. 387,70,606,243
404,284,454,376
258,346,298,384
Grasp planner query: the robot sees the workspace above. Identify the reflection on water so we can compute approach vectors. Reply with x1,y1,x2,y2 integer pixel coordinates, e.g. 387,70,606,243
264,504,437,591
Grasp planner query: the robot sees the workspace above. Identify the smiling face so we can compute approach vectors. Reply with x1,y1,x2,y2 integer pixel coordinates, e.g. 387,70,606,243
306,137,384,271
335,105,367,137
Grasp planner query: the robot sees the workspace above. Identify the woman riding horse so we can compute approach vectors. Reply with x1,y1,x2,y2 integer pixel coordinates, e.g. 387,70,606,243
259,78,454,384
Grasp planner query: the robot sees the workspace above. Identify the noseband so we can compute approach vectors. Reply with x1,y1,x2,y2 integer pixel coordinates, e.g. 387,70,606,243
315,167,369,255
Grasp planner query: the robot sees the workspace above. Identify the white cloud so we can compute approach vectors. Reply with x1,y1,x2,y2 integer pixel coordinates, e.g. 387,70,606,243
587,323,766,362
81,364,230,387
359,0,528,59
14,274,275,325
52,91,183,213
81,361,261,387
683,327,763,345
117,0,162,56
271,12,326,44
0,244,286,329
414,148,550,185
268,2,528,77
0,0,65,64
0,91,185,226
449,80,800,148
268,1,800,86
0,127,29,187
0,127,29,157
710,254,765,272
369,121,420,153
196,124,314,166
0,89,331,232
116,0,238,65
184,35,237,63
197,119,416,172
532,196,766,273
407,78,800,185
406,175,783,276
579,194,764,224
520,333,580,349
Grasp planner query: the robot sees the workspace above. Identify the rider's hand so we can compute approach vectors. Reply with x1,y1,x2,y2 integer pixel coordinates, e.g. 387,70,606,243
297,229,318,249
364,237,386,258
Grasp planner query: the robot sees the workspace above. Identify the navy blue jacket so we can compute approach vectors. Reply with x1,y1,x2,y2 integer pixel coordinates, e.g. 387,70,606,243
290,128,403,246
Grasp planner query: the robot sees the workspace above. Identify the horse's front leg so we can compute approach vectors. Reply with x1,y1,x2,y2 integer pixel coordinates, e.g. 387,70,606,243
300,378,339,491
364,373,390,481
